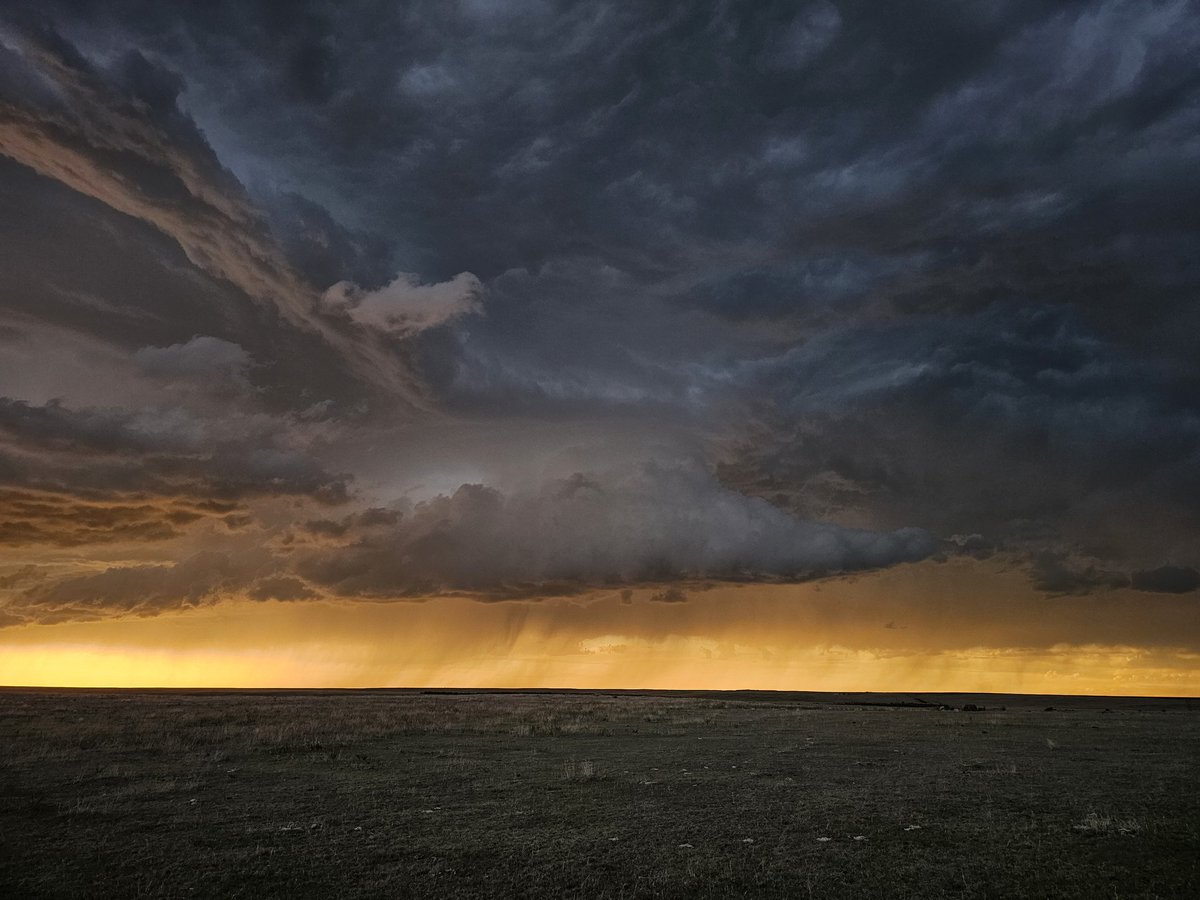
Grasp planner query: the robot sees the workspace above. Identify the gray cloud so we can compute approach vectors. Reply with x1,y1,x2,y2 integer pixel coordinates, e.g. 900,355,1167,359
0,488,200,547
0,1,1198,620
133,336,252,382
295,465,935,599
245,574,320,602
1131,566,1200,595
0,21,434,404
17,549,276,622
0,397,352,508
715,303,1200,580
2,464,934,625
1028,551,1129,596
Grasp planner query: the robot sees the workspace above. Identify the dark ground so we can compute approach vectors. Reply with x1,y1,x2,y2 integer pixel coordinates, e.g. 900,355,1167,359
1,688,1197,898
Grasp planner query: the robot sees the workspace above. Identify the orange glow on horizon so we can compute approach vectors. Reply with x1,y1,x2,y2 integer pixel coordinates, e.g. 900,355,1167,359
3,562,1198,697
3,639,1198,697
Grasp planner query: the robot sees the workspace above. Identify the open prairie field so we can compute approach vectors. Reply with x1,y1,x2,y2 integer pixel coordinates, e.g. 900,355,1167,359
1,689,1197,898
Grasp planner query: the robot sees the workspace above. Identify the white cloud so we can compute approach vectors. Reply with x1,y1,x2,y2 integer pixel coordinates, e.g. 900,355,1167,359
322,272,483,336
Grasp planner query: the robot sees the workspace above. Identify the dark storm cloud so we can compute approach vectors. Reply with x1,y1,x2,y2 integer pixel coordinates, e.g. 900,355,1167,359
1,1,1199,617
3,464,933,624
294,466,935,600
133,336,252,383
35,1,1196,344
0,489,199,547
716,302,1200,583
1131,566,1200,595
1027,557,1200,597
264,192,396,292
0,19,460,405
0,397,351,508
12,0,1195,358
17,549,278,621
1028,551,1129,596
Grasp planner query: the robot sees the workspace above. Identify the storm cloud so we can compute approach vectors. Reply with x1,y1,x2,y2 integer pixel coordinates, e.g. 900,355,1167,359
3,464,935,624
2,1,1199,626
295,465,936,599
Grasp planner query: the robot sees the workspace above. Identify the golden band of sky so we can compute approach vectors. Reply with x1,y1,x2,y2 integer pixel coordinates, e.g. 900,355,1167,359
3,560,1198,695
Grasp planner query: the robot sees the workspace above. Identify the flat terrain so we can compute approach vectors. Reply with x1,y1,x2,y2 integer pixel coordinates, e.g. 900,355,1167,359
1,689,1197,898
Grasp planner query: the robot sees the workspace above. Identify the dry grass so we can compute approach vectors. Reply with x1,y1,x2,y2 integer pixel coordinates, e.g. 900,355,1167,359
561,758,597,780
1,689,1197,899
3,693,738,768
1073,811,1144,835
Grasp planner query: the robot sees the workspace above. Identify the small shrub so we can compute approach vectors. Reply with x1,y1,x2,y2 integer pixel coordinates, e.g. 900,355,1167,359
1073,811,1142,835
561,759,597,780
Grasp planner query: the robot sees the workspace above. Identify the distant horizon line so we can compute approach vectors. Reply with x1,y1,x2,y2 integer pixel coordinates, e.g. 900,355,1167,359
2,684,1196,702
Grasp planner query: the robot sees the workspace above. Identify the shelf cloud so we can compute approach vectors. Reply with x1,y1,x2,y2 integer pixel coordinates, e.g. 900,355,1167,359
1,1,1198,658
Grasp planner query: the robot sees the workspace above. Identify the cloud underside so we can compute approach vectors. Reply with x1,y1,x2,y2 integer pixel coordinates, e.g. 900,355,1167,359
0,2,1199,628
7,466,936,624
0,26,447,405
0,397,351,508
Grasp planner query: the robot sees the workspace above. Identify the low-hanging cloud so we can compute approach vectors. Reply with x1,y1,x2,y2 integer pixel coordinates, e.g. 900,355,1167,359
0,397,351,510
3,464,936,624
297,464,936,598
17,549,276,622
1131,566,1200,595
1,1,1199,630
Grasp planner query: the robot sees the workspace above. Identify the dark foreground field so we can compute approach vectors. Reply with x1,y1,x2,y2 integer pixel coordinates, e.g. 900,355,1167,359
2,689,1198,898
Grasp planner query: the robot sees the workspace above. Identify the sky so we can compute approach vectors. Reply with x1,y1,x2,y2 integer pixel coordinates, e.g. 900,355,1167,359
0,1,1198,694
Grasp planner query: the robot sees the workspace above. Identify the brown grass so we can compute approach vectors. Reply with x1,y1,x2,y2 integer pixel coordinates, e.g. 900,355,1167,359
1,689,1197,898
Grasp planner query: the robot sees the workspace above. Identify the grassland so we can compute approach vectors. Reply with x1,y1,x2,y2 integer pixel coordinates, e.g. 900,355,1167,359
1,689,1197,898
